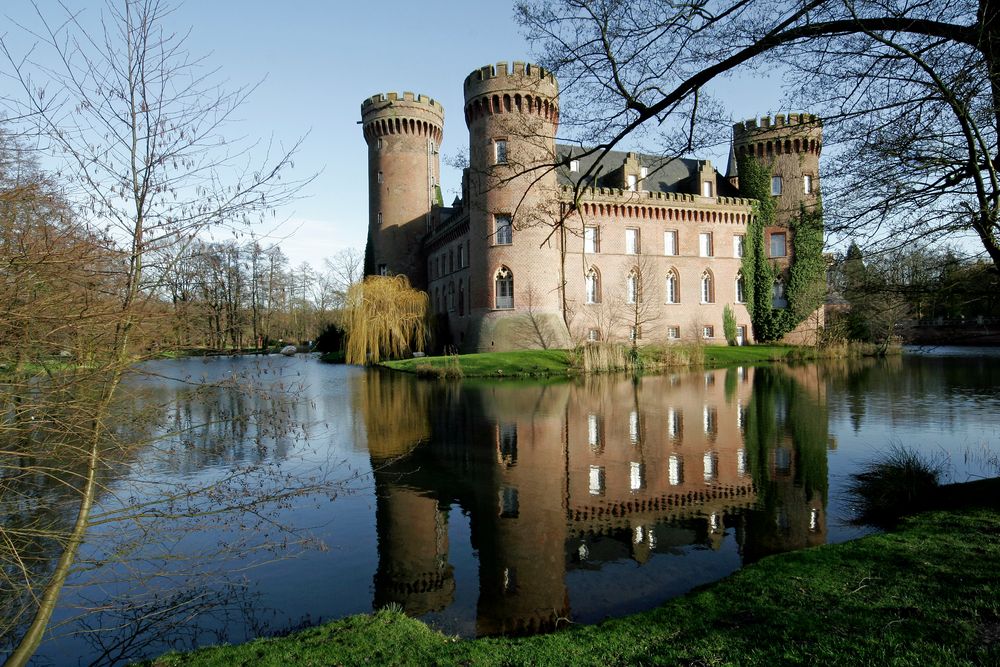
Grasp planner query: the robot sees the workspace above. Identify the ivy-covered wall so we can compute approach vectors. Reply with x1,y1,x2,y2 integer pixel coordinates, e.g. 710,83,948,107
738,155,826,342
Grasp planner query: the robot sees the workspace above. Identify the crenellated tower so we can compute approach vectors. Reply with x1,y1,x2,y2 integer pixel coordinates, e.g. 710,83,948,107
732,113,822,226
361,92,444,286
462,61,570,350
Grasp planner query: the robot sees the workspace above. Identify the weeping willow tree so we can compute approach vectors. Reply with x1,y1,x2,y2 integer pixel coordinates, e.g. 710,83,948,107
344,275,429,364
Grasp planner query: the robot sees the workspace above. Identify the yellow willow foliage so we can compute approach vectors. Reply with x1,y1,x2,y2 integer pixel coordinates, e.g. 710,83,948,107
344,275,429,365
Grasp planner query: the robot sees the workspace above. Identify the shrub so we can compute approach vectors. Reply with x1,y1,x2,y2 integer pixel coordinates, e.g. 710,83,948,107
847,446,944,528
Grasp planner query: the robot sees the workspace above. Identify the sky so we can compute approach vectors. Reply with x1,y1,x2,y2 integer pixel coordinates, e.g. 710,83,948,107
2,0,784,269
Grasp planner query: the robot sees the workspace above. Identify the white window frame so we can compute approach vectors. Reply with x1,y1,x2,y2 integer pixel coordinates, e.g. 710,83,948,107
699,232,713,257
734,234,745,258
626,228,639,255
627,271,639,304
570,159,580,173
665,271,678,304
585,269,600,304
664,230,677,256
495,215,512,245
703,325,715,339
701,272,714,304
584,226,599,253
627,174,637,192
667,326,680,340
702,180,713,197
804,174,813,194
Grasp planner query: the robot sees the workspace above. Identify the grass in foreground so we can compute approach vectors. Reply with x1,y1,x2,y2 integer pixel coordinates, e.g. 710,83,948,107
383,349,573,377
148,502,1000,666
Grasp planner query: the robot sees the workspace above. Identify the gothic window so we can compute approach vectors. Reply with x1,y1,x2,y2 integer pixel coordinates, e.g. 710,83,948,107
585,268,601,304
495,267,514,309
736,272,746,303
772,276,787,308
734,234,745,258
700,271,714,304
665,270,678,304
627,270,639,304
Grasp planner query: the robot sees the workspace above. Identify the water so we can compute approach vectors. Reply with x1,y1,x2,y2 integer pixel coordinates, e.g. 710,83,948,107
5,349,1000,665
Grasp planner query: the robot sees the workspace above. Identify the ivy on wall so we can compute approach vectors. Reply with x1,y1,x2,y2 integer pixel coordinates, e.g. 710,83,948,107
738,155,826,342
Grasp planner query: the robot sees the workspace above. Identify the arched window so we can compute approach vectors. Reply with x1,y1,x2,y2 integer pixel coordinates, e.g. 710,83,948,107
700,271,714,304
495,267,514,309
458,279,465,316
585,268,601,304
735,272,746,303
626,269,639,304
772,276,787,308
665,270,678,304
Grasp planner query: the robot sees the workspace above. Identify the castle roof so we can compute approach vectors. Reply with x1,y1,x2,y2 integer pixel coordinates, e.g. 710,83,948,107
555,144,741,197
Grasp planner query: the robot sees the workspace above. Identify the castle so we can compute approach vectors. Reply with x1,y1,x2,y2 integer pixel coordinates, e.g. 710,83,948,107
361,61,823,352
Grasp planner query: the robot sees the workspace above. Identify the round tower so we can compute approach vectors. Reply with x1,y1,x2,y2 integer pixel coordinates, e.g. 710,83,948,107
361,92,444,287
732,113,822,226
462,61,570,351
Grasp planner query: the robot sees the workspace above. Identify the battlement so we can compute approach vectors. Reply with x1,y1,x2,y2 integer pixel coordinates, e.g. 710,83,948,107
464,61,558,92
361,91,444,116
733,113,821,135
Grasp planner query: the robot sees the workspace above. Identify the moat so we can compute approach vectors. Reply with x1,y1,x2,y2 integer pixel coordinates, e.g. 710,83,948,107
18,348,1000,665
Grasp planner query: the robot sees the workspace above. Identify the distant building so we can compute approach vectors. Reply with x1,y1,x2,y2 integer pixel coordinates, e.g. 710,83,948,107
361,61,823,352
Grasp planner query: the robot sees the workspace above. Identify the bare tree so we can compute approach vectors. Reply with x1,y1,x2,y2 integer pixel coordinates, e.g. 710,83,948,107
517,0,1000,268
0,1,313,663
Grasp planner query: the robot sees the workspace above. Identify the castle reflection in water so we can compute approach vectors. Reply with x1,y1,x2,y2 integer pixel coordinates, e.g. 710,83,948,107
357,364,832,636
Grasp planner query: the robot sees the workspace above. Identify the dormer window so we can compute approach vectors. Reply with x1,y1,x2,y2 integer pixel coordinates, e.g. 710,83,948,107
702,180,713,197
627,174,637,192
640,166,648,179
570,159,580,173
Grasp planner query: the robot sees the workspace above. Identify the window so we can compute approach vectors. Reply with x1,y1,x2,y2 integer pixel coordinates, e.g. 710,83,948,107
627,270,639,304
771,175,783,195
804,174,813,194
772,277,787,308
736,272,746,303
458,280,465,316
703,452,719,482
703,325,715,339
376,137,383,150
627,174,637,192
667,408,683,441
625,228,639,254
448,281,455,311
737,448,748,477
448,250,454,273
668,455,684,486
495,267,514,309
457,244,465,268
667,325,680,339
700,271,714,304
587,414,602,452
499,486,519,518
630,461,645,492
377,264,387,276
702,180,713,197
570,159,580,173
585,268,600,304
640,166,648,179
665,270,678,304
699,232,713,257
589,465,605,496
734,234,745,258
737,325,747,345
703,406,718,435
587,328,600,342
495,215,512,245
494,139,508,164
770,232,786,257
664,230,677,256
629,411,641,445
377,171,383,184
584,226,599,253
377,211,383,226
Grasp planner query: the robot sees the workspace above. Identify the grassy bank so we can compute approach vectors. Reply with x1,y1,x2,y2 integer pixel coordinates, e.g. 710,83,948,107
382,343,882,378
147,497,1000,666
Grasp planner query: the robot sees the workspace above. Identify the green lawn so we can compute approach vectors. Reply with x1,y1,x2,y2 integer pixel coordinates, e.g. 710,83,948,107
382,344,858,378
146,501,1000,666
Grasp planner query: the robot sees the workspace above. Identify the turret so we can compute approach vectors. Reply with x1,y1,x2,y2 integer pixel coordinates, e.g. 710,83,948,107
732,113,822,225
461,61,570,350
361,92,445,286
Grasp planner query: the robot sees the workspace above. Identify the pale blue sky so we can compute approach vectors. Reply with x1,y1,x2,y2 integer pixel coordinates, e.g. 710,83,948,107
3,1,782,268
